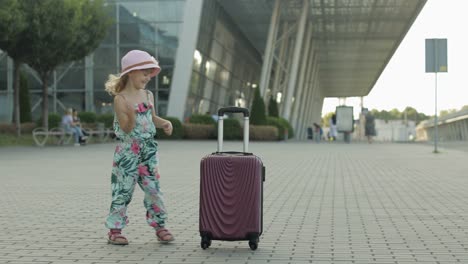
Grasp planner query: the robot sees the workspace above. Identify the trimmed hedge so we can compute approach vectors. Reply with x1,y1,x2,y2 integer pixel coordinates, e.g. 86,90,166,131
183,123,215,139
78,111,97,123
188,114,216,125
214,118,241,140
0,122,37,134
156,116,183,139
36,113,61,129
266,117,294,140
97,114,114,128
249,125,278,141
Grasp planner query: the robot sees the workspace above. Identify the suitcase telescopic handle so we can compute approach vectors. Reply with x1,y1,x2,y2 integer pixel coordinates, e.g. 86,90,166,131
218,107,250,117
217,107,249,153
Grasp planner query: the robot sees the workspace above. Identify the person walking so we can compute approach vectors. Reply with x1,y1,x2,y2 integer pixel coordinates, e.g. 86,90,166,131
104,50,174,245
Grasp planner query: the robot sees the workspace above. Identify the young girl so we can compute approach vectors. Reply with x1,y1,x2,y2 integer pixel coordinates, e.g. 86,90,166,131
104,50,174,245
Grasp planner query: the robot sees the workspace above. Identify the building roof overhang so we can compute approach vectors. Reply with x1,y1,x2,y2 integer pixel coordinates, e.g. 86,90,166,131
218,0,427,97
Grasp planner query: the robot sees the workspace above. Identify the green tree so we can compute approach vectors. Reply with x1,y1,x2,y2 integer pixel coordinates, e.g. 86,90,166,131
19,71,31,123
440,109,457,117
250,87,267,125
0,0,28,136
268,96,279,117
21,0,111,129
389,108,401,120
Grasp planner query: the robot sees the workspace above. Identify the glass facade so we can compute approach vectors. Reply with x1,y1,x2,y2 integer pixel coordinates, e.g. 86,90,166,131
187,0,262,117
0,0,185,122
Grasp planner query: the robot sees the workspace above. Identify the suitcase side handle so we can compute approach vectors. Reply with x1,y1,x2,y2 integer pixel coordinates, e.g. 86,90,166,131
217,107,249,153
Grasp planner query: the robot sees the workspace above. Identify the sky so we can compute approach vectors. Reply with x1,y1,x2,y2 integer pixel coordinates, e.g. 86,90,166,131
321,0,468,118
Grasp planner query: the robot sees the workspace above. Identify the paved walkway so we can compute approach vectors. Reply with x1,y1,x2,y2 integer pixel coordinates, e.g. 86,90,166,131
1,140,468,264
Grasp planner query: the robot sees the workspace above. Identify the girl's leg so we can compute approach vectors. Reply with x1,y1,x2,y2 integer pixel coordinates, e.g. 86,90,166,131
137,140,168,229
105,143,139,230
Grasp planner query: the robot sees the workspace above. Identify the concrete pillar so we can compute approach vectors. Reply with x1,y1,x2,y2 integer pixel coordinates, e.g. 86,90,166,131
85,54,95,112
282,0,309,120
259,0,281,98
291,24,313,133
167,0,204,121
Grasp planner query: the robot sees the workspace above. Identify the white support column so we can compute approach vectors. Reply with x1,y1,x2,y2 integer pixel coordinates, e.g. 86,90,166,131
291,24,313,134
259,0,281,98
301,63,318,139
5,57,14,123
271,22,288,100
282,0,309,120
297,49,316,139
305,67,319,137
167,0,204,121
53,71,57,113
85,54,95,112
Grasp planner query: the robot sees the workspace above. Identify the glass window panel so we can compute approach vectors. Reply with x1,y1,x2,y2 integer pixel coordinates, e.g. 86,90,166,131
94,91,114,115
193,50,203,72
55,67,85,91
157,23,180,40
94,47,118,68
189,72,201,96
223,52,233,71
158,66,173,90
120,23,145,44
157,1,185,22
57,92,85,114
210,41,223,63
120,2,156,22
0,70,6,91
216,67,230,88
202,76,214,100
205,60,217,80
158,89,170,102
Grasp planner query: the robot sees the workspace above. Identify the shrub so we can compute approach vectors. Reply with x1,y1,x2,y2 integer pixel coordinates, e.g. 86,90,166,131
189,114,216,125
268,96,279,117
78,111,97,124
250,87,267,125
36,113,61,129
183,123,215,139
249,125,278,141
156,116,183,139
278,117,294,139
97,114,114,128
266,117,286,140
0,122,36,134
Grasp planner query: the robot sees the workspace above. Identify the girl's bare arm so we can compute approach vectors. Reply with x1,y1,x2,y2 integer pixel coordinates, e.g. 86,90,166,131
148,91,173,135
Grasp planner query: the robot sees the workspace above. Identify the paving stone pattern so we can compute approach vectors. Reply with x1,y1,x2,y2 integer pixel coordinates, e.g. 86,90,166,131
1,141,467,264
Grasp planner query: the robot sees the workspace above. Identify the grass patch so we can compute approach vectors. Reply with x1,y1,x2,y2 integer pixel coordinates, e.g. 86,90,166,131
0,134,36,147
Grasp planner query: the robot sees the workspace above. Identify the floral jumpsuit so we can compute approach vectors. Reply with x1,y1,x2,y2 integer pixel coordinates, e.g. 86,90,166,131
105,94,167,230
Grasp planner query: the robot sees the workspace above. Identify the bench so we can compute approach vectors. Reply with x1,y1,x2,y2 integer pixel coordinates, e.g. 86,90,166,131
32,127,74,147
32,126,115,147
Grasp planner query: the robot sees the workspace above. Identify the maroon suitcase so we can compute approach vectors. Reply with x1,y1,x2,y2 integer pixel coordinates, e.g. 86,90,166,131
199,107,265,250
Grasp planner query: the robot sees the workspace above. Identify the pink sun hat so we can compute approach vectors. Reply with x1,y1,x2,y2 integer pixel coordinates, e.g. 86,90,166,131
120,50,161,77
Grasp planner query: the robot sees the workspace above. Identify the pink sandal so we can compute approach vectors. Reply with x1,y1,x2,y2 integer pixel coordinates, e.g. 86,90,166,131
156,228,175,244
107,229,128,245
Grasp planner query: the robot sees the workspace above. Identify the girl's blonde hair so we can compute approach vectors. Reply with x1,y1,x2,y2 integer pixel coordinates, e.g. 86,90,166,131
104,74,129,96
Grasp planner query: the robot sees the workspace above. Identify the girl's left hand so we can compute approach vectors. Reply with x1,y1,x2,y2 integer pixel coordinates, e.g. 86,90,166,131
162,121,173,136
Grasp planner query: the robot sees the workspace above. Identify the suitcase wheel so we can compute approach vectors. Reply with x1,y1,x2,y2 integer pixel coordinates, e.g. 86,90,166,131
248,237,259,250
201,236,211,250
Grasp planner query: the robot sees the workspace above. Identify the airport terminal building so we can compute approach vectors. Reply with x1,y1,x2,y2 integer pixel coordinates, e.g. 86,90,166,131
0,0,426,139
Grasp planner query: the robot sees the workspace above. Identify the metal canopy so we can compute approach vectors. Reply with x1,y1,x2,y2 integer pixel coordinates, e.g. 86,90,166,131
218,0,427,97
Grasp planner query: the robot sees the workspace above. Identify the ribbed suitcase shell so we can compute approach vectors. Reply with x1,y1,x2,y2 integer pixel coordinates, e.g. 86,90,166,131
200,153,263,240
